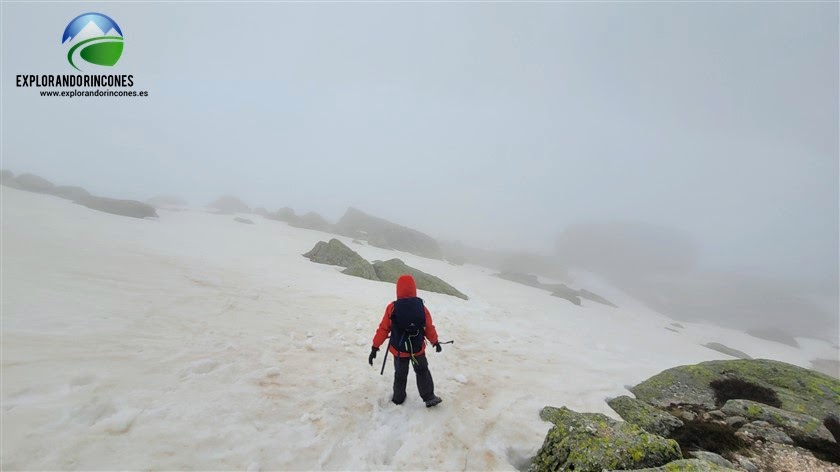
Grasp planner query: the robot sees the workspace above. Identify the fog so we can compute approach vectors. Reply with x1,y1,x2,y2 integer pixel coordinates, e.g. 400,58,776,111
3,3,838,339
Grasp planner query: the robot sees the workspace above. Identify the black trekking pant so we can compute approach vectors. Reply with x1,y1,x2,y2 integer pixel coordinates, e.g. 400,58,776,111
392,353,435,403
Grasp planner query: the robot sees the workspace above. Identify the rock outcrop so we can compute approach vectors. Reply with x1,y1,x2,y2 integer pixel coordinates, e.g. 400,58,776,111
629,359,840,422
530,359,840,471
607,395,684,437
702,343,752,360
334,207,442,260
303,239,368,269
531,406,682,472
302,241,467,299
54,185,91,201
372,259,468,300
75,195,158,219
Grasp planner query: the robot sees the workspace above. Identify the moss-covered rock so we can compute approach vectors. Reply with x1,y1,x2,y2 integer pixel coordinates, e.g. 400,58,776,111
613,458,738,471
721,399,835,445
303,239,368,269
341,261,379,281
289,211,331,232
630,359,840,422
372,259,467,300
607,395,684,437
75,195,158,219
530,406,682,472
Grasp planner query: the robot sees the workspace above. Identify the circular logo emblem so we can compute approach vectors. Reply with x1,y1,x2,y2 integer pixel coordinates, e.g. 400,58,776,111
62,13,123,71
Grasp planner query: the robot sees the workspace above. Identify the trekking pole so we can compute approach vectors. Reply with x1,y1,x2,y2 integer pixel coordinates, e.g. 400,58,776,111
439,340,454,345
379,347,390,375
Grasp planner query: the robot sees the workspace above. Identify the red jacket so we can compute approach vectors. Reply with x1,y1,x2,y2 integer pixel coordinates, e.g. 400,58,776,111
372,275,439,357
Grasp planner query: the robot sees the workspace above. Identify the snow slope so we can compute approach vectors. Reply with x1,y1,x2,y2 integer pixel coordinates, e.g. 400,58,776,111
2,187,837,470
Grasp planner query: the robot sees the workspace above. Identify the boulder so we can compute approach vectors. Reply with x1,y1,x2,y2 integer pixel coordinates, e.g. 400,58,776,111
612,458,738,471
75,195,158,219
372,258,468,300
702,343,752,360
13,173,56,194
687,451,735,469
209,195,250,213
303,239,368,269
720,399,836,446
736,421,794,445
629,359,840,422
54,185,91,201
334,207,442,260
607,395,684,437
341,261,379,281
234,217,254,225
531,406,682,472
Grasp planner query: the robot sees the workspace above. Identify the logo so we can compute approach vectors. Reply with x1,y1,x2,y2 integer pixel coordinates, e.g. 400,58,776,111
62,13,123,71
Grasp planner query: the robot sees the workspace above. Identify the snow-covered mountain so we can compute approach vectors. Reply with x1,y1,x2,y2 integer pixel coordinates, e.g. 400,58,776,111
66,21,107,44
2,186,836,470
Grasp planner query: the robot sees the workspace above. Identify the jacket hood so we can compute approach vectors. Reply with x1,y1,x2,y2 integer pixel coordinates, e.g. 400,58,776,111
396,275,417,299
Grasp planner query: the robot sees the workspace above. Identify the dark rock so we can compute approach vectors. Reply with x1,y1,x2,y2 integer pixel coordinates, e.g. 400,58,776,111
234,217,254,225
551,284,582,305
725,416,748,428
531,406,681,472
209,195,251,213
496,272,544,289
702,343,752,360
75,195,158,219
334,207,442,260
671,323,685,329
665,327,681,333
607,395,684,437
303,239,368,269
629,359,840,422
13,173,56,194
372,259,467,300
54,185,91,201
721,399,836,446
578,289,617,307
270,207,297,222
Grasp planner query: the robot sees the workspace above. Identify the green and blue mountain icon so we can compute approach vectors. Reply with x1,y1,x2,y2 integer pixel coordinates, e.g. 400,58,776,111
62,13,123,71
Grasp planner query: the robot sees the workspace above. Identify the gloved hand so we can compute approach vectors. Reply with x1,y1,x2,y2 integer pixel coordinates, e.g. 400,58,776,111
368,346,379,365
434,343,442,353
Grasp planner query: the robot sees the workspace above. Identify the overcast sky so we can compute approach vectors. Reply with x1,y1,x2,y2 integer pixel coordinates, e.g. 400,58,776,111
2,2,838,287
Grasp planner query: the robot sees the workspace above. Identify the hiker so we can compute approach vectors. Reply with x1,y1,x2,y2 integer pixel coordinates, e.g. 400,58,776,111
368,274,443,408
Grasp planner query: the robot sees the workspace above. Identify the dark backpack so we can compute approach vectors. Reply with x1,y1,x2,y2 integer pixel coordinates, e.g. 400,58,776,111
389,297,426,354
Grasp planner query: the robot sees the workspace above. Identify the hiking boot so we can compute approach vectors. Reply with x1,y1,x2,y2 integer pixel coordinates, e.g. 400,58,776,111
392,396,405,405
425,396,442,408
